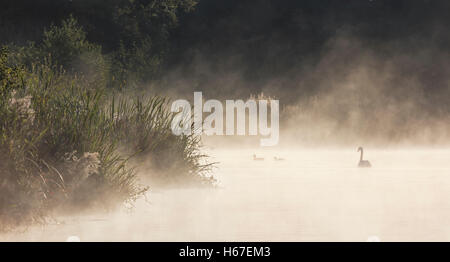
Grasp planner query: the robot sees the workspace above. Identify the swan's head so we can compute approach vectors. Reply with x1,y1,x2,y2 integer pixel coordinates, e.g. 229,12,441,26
357,146,363,152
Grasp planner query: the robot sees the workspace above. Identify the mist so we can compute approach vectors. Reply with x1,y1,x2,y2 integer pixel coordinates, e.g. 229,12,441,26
1,0,450,243
157,0,450,147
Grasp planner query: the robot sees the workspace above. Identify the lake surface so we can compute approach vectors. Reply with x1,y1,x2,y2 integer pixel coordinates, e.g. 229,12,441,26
2,148,450,241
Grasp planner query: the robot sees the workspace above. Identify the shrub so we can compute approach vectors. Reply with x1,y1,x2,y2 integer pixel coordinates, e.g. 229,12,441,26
108,95,215,185
0,48,142,230
0,47,214,231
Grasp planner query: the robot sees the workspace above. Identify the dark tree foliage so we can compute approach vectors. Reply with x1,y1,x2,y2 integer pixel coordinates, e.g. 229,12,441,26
0,0,198,85
1,0,449,99
169,0,450,82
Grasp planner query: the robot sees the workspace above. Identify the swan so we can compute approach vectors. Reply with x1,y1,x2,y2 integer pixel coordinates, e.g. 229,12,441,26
253,154,264,161
274,156,285,161
357,146,371,168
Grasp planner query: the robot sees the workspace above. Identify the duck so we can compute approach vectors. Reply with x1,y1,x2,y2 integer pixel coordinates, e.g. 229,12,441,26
357,146,371,168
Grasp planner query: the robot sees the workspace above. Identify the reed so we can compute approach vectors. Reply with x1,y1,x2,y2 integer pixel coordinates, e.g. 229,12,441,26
0,48,213,231
108,95,216,185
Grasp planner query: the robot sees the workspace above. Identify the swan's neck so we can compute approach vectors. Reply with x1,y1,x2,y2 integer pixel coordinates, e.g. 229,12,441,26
360,149,364,161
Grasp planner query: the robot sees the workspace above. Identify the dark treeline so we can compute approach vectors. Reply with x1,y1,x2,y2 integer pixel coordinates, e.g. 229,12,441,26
0,0,198,86
0,0,195,50
167,0,450,103
2,1,450,94
1,0,449,140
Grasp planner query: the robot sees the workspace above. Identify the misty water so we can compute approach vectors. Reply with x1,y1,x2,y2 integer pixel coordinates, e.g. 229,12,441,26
2,148,450,242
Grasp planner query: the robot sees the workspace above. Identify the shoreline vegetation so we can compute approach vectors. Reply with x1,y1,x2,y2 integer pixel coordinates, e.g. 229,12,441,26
0,1,214,231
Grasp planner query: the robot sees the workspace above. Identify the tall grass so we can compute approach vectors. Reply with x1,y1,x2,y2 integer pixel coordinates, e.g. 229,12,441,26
0,48,213,231
108,95,215,185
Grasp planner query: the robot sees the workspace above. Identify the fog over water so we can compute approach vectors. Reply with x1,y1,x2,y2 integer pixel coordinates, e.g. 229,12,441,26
2,147,450,242
1,0,449,243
